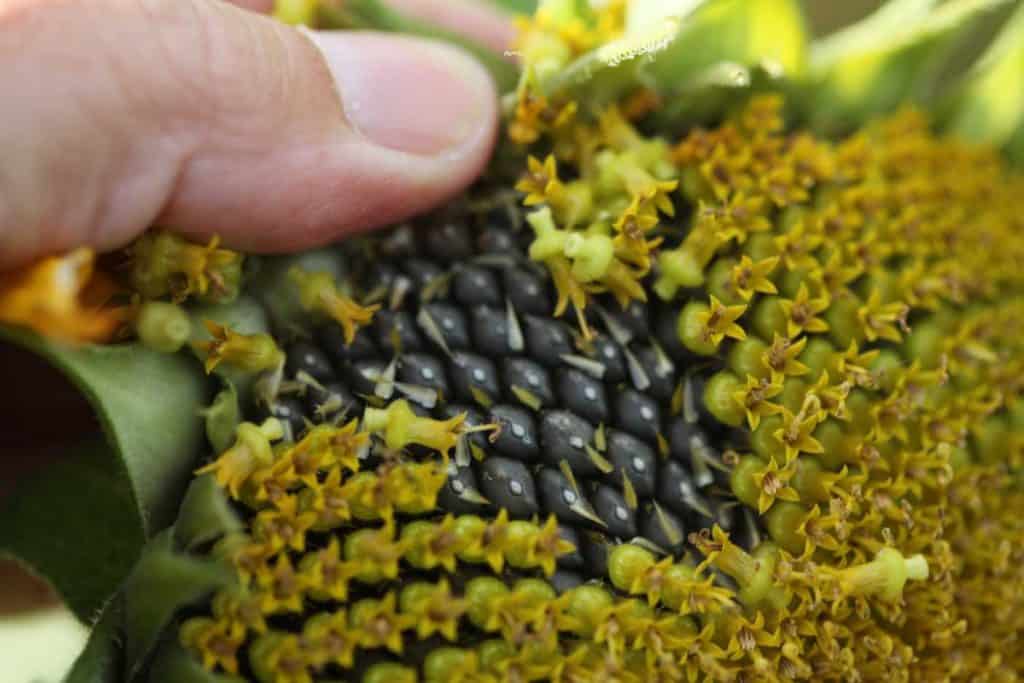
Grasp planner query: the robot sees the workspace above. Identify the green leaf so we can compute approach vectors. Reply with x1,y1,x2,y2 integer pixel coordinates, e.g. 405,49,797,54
626,0,703,34
810,0,938,71
485,0,537,14
200,381,242,456
942,2,1024,145
540,0,805,115
806,0,1012,131
0,328,209,532
0,437,144,624
0,328,208,620
147,640,247,683
64,526,240,683
172,474,244,553
642,0,807,84
123,530,236,680
649,61,784,131
538,12,682,102
64,597,123,683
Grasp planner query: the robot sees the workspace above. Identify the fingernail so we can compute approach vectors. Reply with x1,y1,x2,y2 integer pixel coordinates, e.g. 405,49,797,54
305,32,495,156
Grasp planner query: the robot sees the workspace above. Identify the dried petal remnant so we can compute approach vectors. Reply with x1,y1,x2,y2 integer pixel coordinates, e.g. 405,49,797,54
0,248,123,342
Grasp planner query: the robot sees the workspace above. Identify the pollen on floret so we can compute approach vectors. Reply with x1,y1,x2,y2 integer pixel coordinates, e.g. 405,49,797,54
131,232,242,304
289,266,379,345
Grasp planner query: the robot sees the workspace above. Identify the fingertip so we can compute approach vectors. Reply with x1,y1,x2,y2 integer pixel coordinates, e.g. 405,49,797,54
307,31,499,156
162,31,499,253
0,0,504,265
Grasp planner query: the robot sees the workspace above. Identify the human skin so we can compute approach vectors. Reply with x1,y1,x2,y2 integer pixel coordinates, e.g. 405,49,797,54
0,0,513,609
0,0,514,268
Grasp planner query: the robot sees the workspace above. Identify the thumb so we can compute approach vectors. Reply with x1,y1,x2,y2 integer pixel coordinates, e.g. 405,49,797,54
0,0,499,266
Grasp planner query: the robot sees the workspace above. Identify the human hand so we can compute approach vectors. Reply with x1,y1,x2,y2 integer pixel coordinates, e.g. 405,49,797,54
0,0,513,616
0,0,514,268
